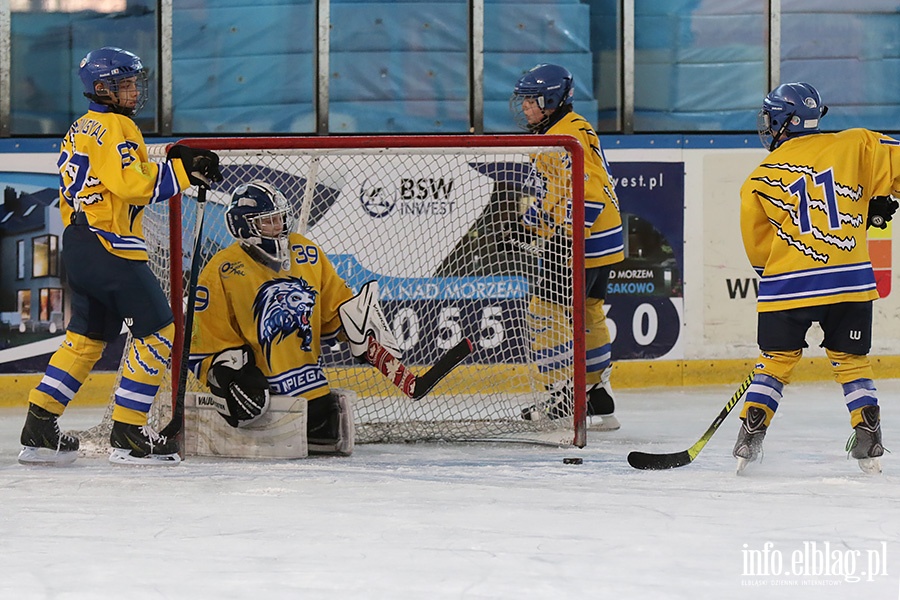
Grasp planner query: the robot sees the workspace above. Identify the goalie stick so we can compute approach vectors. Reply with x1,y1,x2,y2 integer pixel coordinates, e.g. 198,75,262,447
160,185,208,442
364,335,473,400
626,372,754,470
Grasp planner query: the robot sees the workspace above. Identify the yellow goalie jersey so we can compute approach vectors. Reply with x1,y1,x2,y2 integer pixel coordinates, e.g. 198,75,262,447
741,128,900,312
58,103,191,261
190,233,355,400
525,111,624,268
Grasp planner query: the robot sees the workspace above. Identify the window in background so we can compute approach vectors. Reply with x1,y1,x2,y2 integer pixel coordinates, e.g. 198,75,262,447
10,1,158,135
172,1,315,134
586,0,620,132
38,287,63,323
632,1,765,132
16,239,25,280
31,234,58,278
11,2,125,9
781,1,900,133
330,0,469,133
17,290,31,322
484,0,600,133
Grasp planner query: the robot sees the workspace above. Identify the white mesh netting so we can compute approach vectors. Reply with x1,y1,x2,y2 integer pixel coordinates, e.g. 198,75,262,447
77,136,585,453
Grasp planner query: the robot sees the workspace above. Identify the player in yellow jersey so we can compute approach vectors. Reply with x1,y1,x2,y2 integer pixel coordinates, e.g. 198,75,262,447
509,64,624,431
734,82,899,474
188,181,400,455
18,47,222,466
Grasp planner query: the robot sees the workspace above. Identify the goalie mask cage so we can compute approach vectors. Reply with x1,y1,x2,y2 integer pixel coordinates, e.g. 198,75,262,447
78,135,587,451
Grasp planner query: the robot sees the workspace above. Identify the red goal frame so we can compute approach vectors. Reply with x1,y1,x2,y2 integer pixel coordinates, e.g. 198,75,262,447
165,135,587,446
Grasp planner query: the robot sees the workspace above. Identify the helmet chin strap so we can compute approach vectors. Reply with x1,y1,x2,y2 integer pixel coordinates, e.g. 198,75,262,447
532,104,573,134
769,114,793,151
241,238,291,272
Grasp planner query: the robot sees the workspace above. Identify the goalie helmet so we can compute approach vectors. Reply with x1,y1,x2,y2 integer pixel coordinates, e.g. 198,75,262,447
78,47,149,117
226,180,297,270
758,82,827,151
510,63,575,132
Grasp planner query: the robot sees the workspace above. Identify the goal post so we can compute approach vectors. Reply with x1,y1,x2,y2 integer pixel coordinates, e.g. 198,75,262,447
84,135,588,450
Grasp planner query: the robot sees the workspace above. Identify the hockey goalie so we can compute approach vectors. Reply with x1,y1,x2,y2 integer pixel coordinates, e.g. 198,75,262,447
187,180,404,458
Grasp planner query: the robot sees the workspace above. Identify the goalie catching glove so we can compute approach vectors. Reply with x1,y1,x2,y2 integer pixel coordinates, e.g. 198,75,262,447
338,280,402,360
207,345,271,428
867,195,899,229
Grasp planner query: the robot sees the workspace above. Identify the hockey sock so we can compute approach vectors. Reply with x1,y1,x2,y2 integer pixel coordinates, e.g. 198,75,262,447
739,373,784,427
29,331,105,414
825,350,876,384
841,379,878,428
526,296,573,388
111,322,175,426
584,297,611,388
753,349,802,384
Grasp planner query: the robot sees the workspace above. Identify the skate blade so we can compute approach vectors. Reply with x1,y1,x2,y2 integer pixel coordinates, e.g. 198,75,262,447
857,457,882,475
18,446,78,466
735,457,752,475
589,415,621,432
109,448,181,466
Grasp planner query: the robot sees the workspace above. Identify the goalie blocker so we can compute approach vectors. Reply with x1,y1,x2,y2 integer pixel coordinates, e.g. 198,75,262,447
339,280,473,399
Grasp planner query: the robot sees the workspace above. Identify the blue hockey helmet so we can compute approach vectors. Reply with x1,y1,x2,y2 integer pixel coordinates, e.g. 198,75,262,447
510,63,575,132
78,47,148,117
758,82,827,151
226,181,297,268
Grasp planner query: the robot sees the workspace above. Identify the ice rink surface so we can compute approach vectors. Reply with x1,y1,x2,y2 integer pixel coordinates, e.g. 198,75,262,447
1,380,898,600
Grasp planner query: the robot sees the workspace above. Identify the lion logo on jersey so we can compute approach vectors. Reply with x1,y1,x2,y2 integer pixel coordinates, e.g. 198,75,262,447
252,277,318,365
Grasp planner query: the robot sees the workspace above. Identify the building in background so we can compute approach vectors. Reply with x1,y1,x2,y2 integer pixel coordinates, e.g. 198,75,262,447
0,184,65,338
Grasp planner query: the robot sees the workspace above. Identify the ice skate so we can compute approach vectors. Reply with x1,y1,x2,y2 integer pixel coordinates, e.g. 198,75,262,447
18,403,80,466
846,405,884,475
109,421,181,465
521,381,573,421
733,406,767,474
587,384,620,432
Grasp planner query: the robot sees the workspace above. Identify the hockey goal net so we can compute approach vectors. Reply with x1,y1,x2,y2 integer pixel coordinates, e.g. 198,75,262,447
79,135,587,451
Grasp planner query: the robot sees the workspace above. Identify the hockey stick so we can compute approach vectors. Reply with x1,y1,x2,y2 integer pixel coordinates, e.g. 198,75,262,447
626,372,754,470
364,335,473,400
160,186,208,440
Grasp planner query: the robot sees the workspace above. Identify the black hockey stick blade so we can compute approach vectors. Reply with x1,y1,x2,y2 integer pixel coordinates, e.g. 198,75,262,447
627,372,754,470
411,338,474,400
627,448,694,471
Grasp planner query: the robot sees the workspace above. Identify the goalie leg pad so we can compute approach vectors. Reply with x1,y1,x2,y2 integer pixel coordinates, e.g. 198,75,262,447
339,280,402,360
185,393,308,459
307,389,356,456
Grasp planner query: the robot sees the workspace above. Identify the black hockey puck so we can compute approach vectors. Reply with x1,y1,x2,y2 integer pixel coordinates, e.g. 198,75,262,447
562,457,583,465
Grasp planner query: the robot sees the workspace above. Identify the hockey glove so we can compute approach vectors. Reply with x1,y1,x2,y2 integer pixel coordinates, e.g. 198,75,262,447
867,195,899,229
207,345,271,427
167,144,223,188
